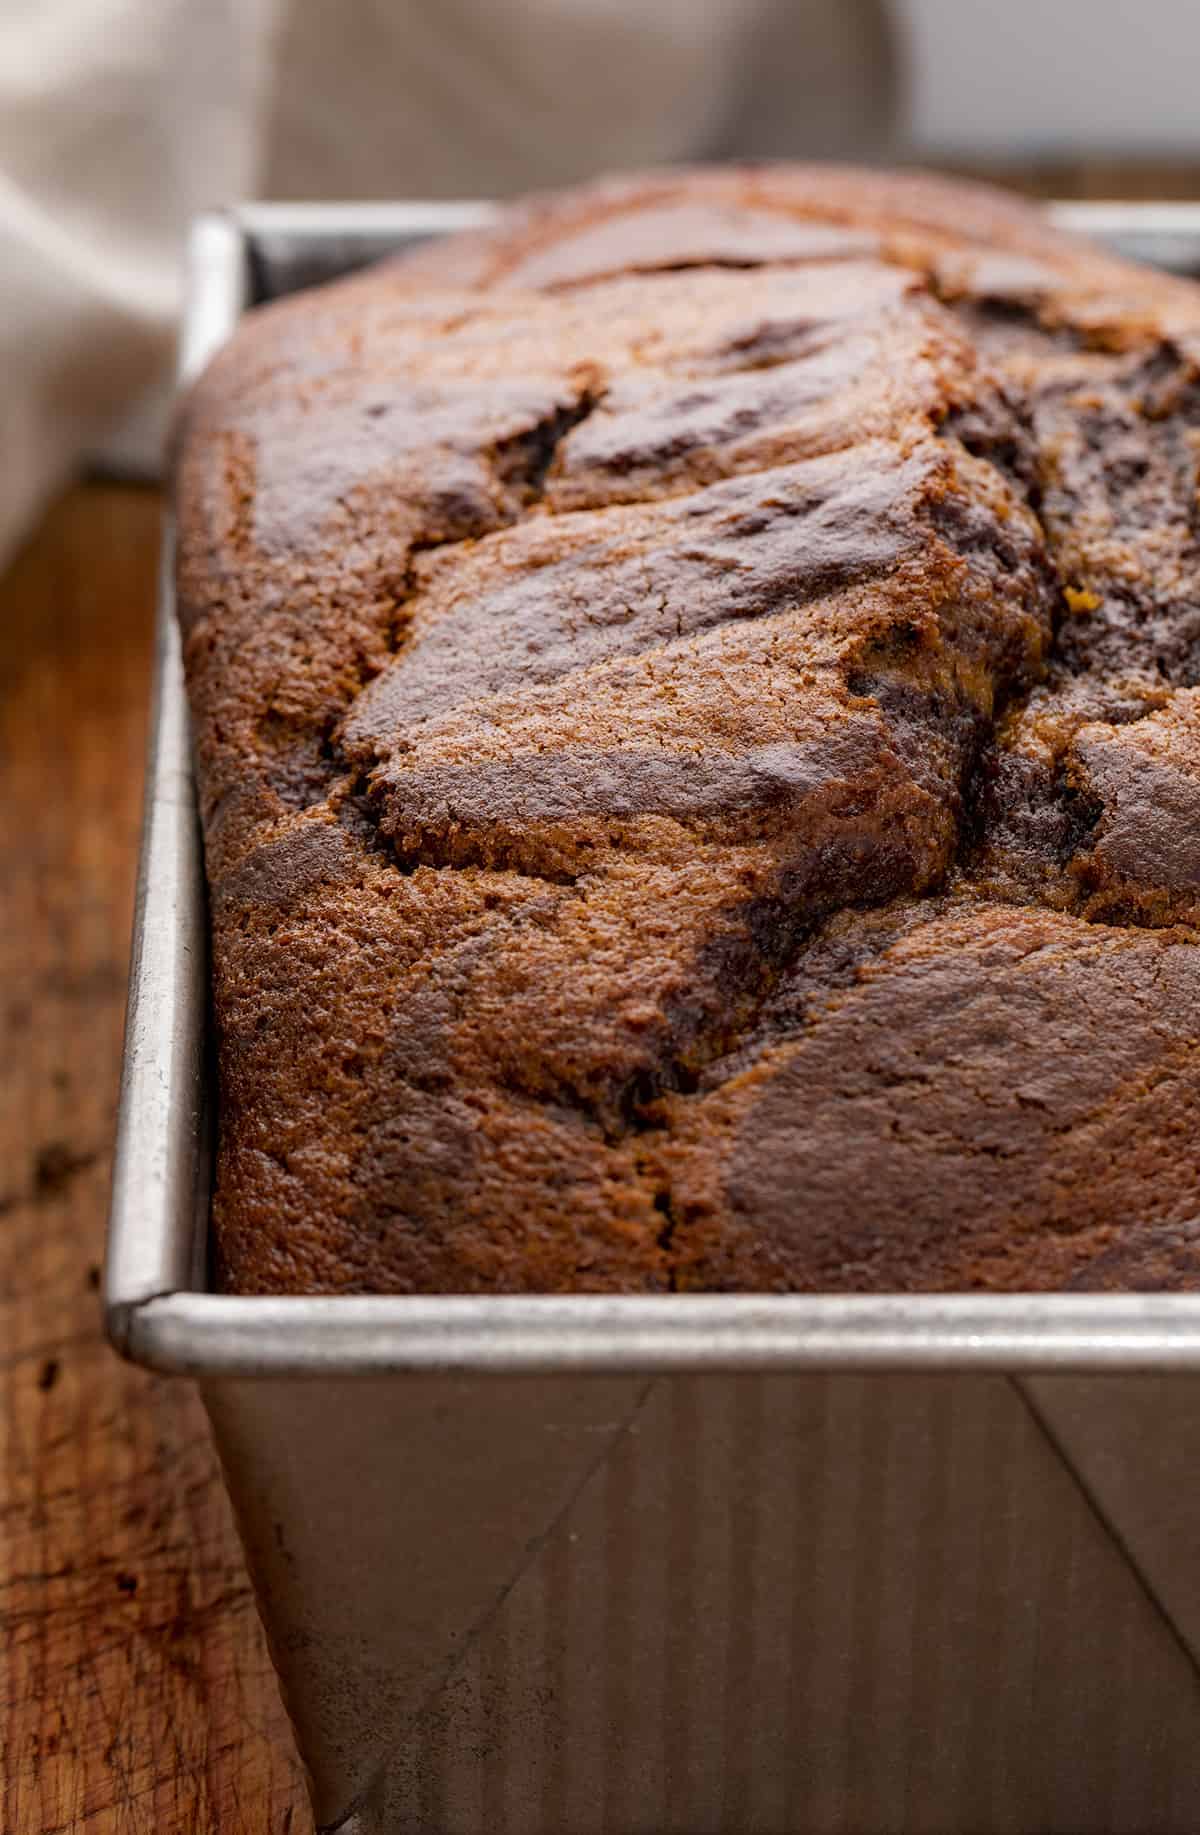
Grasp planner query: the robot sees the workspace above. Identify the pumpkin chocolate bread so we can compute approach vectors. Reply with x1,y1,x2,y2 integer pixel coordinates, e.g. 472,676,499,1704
174,166,1200,1295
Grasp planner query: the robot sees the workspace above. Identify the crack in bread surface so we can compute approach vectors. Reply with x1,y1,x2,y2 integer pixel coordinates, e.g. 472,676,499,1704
174,166,1200,1295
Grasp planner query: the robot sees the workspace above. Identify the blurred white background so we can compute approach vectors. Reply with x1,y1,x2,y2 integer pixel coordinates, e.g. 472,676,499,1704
898,0,1200,155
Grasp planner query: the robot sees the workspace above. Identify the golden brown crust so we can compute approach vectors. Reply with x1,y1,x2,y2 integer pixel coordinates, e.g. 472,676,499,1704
174,164,1200,1294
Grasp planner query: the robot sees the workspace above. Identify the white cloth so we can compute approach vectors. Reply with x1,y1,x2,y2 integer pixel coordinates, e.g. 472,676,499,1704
0,0,895,566
0,0,274,555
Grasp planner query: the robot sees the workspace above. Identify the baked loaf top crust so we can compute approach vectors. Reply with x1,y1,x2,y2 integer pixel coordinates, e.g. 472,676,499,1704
175,166,1200,1294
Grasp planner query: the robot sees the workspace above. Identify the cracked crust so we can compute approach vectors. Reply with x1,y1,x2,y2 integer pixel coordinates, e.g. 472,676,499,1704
174,165,1200,1294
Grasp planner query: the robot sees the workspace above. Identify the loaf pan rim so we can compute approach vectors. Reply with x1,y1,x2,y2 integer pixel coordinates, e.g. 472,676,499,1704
106,198,1200,1379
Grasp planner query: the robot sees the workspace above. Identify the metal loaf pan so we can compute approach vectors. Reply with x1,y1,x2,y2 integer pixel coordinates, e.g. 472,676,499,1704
108,203,1200,1835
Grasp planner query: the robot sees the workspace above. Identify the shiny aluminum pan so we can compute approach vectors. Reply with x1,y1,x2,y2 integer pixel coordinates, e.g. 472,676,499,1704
108,200,1200,1380
106,205,1200,1835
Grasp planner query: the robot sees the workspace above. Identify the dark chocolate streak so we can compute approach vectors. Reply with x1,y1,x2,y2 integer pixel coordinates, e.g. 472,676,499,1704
492,390,602,497
251,383,606,815
342,445,929,738
936,307,1200,902
1066,1219,1200,1291
328,423,1054,1137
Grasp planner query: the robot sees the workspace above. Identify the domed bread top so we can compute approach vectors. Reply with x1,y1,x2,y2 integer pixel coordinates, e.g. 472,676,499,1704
174,166,1200,1293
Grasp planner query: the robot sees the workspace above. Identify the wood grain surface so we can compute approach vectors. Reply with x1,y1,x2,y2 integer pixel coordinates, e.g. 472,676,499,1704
0,484,307,1834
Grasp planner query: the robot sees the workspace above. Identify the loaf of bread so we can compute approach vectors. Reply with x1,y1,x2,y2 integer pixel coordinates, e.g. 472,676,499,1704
175,167,1200,1294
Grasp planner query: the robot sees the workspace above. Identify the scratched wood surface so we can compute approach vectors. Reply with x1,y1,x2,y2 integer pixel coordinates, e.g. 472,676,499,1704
0,483,307,1834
